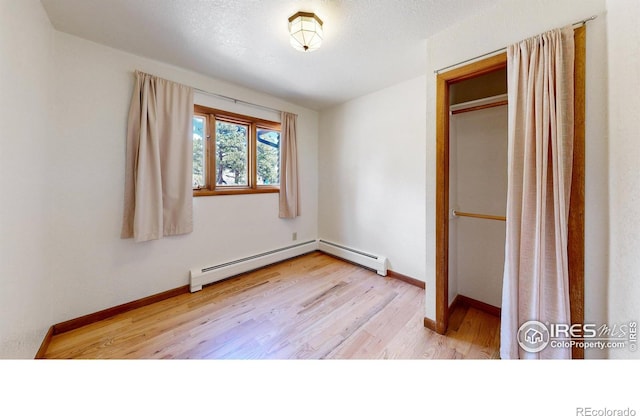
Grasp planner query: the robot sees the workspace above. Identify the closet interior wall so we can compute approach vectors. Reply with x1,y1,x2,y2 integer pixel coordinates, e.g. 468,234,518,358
449,69,508,309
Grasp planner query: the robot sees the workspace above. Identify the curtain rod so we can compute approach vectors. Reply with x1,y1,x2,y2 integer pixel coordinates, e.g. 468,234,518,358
434,15,597,74
134,69,284,114
193,87,283,115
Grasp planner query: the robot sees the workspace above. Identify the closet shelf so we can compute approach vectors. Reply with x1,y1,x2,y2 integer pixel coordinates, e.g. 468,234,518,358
449,93,508,115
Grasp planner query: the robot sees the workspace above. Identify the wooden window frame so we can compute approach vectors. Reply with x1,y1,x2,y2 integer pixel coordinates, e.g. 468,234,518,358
193,104,281,197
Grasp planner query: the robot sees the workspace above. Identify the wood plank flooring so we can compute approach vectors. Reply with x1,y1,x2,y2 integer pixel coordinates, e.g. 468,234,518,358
43,252,500,359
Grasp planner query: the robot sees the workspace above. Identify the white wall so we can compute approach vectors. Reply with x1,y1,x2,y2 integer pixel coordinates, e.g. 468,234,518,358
606,0,640,359
319,76,427,281
425,0,609,357
0,2,318,357
450,106,508,308
48,32,318,326
0,0,54,358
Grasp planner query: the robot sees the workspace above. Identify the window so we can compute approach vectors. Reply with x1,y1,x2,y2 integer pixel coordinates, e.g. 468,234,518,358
193,105,281,196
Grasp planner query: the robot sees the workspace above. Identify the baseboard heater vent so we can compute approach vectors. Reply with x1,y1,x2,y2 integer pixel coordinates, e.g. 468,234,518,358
317,240,387,277
189,240,318,292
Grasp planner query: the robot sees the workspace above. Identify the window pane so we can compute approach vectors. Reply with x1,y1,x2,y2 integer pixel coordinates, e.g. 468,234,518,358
216,120,248,186
193,115,206,189
256,129,280,185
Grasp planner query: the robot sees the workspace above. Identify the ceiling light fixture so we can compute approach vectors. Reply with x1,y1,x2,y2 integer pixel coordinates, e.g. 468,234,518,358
288,11,323,52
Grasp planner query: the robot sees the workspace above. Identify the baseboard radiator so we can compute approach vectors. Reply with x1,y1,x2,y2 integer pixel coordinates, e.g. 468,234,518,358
189,239,388,292
317,240,387,277
189,240,318,292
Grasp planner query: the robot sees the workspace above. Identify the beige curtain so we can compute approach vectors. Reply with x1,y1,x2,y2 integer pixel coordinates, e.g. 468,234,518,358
279,112,300,218
121,71,194,242
500,26,575,359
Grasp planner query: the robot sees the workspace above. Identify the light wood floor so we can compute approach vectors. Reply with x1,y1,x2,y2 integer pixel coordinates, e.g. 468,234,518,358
43,252,500,359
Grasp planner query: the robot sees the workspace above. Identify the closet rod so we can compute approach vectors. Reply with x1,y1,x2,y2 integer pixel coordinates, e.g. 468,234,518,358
452,210,506,222
434,15,597,74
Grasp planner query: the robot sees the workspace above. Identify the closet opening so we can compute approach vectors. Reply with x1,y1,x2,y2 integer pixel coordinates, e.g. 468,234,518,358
432,52,507,336
431,25,585,359
448,66,508,330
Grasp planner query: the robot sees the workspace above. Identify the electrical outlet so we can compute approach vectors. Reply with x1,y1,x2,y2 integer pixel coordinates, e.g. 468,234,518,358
292,232,297,241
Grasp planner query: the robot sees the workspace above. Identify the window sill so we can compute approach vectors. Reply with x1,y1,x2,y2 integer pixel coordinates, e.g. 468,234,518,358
193,187,280,197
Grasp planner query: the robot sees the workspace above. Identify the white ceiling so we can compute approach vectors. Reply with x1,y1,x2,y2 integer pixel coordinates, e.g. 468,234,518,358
40,0,500,110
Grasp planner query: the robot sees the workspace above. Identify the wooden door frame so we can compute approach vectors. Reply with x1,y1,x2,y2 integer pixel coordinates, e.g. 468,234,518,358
432,26,586,358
